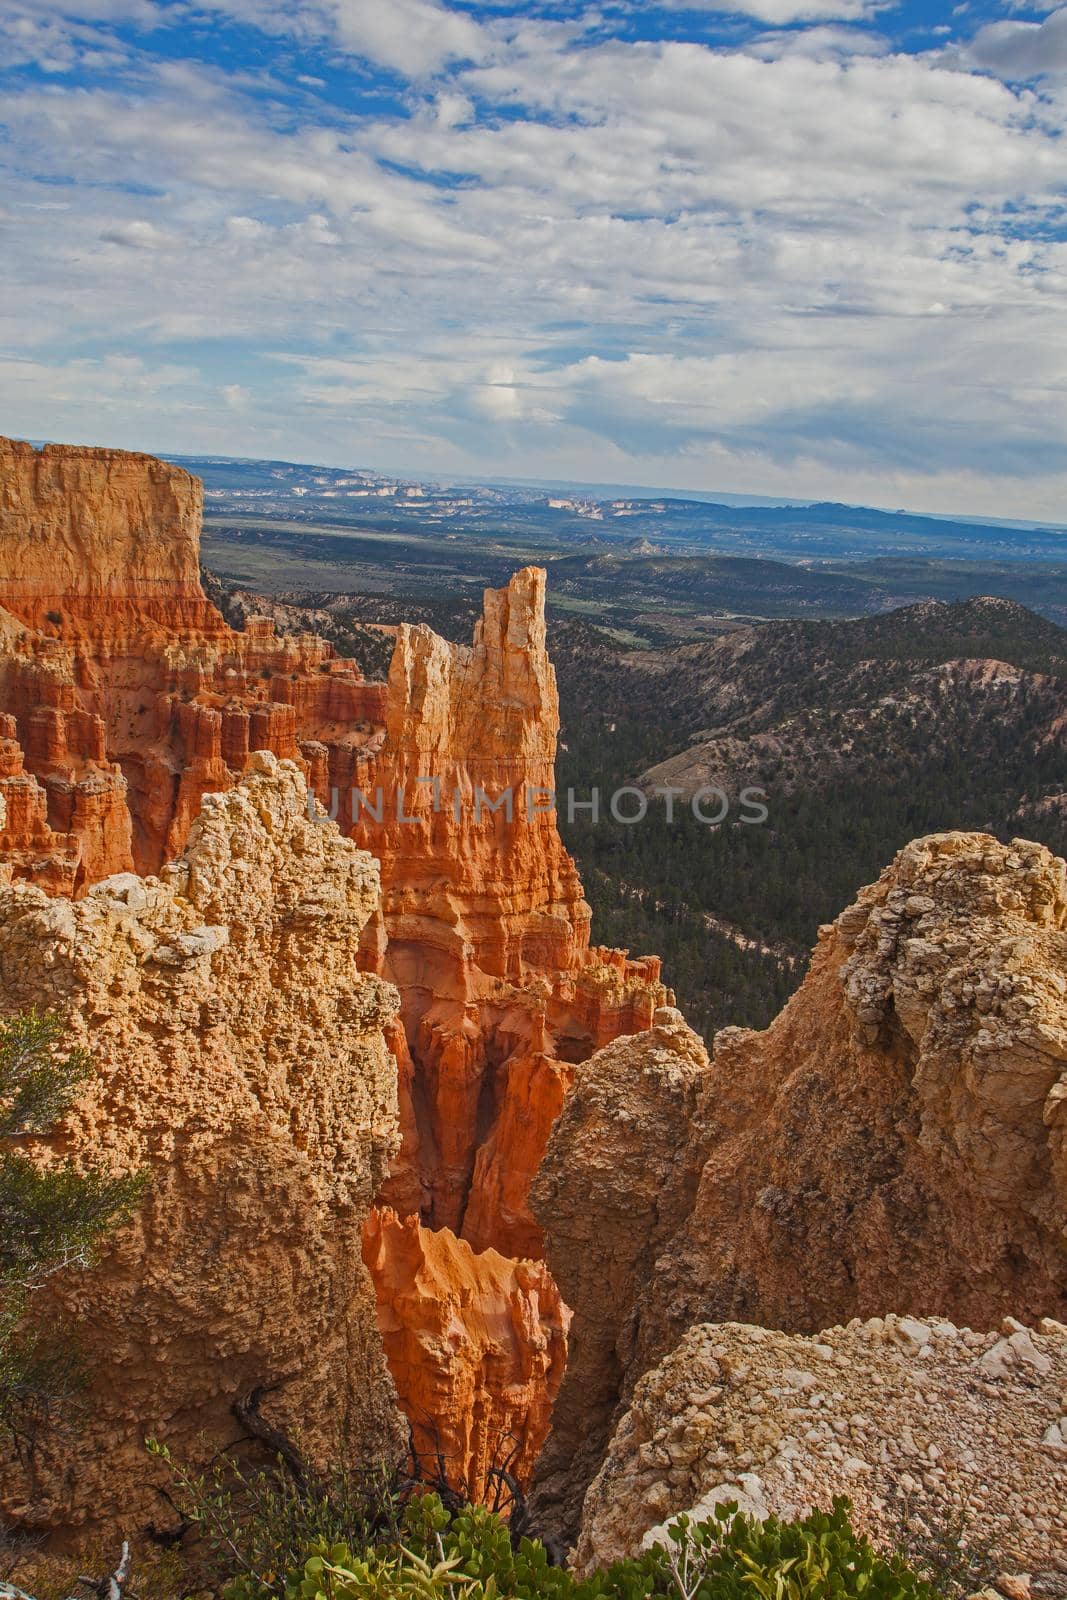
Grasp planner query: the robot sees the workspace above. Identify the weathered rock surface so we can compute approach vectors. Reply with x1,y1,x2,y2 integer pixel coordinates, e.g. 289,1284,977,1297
528,1006,708,1529
356,568,669,1249
575,1316,1067,1587
0,441,666,1257
532,832,1067,1544
362,1208,568,1502
0,436,671,1503
0,437,216,634
0,437,387,889
361,566,588,992
0,755,404,1538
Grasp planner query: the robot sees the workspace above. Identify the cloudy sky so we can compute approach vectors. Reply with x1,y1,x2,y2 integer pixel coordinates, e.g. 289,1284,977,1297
2,0,1066,516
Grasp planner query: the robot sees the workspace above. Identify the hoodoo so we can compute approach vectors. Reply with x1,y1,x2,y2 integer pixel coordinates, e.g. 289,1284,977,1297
362,1208,568,1501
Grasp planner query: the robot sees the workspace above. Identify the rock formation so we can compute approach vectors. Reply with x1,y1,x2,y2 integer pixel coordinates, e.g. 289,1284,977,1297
574,1315,1067,1584
0,436,670,1505
0,440,666,1251
0,755,404,1539
354,569,668,1249
531,832,1067,1545
0,437,387,891
527,1005,709,1531
0,437,216,634
362,1209,567,1502
353,577,668,1454
6,434,1067,1572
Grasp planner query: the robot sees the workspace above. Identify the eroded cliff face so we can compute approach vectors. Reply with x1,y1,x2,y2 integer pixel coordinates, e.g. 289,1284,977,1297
0,440,666,1255
0,755,404,1539
355,570,668,1250
352,573,668,1466
0,438,214,634
0,437,671,1508
531,832,1067,1546
0,438,387,893
362,1209,568,1501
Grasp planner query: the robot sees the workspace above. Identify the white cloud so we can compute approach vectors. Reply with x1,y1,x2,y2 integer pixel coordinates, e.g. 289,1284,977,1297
743,22,889,57
966,6,1067,78
329,0,491,74
99,218,174,248
184,0,496,76
659,0,886,23
2,8,1067,514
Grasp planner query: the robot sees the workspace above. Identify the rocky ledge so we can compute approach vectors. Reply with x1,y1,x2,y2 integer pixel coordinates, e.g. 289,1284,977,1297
576,1314,1067,1589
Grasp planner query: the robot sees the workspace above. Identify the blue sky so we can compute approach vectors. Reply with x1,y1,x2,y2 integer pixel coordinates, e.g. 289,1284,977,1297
1,0,1066,517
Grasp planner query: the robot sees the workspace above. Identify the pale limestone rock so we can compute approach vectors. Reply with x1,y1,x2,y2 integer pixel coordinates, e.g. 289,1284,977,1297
0,757,404,1539
574,1318,1067,1584
533,831,1067,1548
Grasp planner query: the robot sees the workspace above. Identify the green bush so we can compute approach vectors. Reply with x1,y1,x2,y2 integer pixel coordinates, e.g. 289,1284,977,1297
216,1492,946,1600
0,1009,148,1457
148,1440,407,1597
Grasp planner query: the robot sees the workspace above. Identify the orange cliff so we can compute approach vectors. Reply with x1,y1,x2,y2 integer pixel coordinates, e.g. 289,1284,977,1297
0,437,218,634
0,435,671,1501
354,571,670,1254
0,437,387,892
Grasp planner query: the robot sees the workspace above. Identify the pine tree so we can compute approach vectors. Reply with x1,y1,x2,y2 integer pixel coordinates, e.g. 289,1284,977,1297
0,1009,147,1460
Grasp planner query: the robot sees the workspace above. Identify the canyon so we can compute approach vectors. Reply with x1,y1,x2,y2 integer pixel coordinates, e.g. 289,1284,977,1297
1,437,1065,1588
0,437,666,1530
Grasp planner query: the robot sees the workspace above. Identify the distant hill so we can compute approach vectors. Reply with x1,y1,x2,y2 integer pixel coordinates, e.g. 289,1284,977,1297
640,596,1066,804
174,449,1067,567
554,597,1067,1041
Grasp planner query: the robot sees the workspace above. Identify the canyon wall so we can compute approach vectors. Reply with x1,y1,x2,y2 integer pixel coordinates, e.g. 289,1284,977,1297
0,437,671,1507
352,573,668,1464
0,437,387,892
0,438,214,633
0,444,665,1247
0,755,404,1539
355,568,668,1249
531,831,1067,1546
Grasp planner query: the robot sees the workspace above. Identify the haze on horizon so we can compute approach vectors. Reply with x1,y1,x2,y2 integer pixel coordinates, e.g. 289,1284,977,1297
2,0,1066,523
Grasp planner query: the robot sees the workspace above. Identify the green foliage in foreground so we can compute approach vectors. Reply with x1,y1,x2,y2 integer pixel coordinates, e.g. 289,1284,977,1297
216,1492,946,1600
0,1009,148,1457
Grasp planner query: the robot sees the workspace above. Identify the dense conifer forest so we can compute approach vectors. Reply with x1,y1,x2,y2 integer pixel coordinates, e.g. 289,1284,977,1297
555,600,1067,1040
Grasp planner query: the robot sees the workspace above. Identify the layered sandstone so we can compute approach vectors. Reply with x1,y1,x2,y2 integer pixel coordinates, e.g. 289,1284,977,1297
376,944,668,1257
531,832,1067,1544
0,438,387,889
0,756,404,1538
362,1209,567,1502
359,566,588,992
356,571,669,1248
0,444,665,1237
356,579,668,1461
0,438,215,634
575,1316,1067,1583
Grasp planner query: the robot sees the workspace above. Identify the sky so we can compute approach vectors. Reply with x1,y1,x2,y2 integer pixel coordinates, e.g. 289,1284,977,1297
1,0,1066,518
